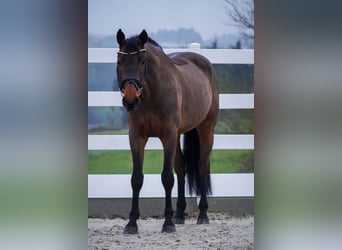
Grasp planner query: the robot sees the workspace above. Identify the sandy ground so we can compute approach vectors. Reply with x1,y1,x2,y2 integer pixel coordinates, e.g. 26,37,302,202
88,213,254,249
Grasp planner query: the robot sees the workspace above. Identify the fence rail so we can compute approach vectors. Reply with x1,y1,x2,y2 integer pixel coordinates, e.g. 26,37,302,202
88,134,254,150
89,174,254,198
88,92,254,109
88,48,254,198
88,48,254,64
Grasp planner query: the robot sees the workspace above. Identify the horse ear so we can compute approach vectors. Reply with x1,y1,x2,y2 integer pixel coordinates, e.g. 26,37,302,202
138,29,148,45
116,29,125,47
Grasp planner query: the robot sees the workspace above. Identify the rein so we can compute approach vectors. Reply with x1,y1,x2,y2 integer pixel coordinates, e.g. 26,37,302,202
117,49,147,97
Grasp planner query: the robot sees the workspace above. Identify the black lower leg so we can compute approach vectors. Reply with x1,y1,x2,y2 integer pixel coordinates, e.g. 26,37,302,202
174,184,186,223
124,171,143,234
197,195,209,224
174,139,186,224
161,170,176,233
174,170,186,223
197,174,209,224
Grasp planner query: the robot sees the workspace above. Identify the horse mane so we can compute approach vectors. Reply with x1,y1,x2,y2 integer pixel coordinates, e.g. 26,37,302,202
124,35,162,51
147,37,162,49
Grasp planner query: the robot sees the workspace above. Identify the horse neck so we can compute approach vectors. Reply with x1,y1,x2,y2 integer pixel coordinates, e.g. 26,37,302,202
144,44,174,92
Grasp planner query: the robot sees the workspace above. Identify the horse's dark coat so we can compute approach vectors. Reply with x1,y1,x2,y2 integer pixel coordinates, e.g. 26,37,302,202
116,29,219,234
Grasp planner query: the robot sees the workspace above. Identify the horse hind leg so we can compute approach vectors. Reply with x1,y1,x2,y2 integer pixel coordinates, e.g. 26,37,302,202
174,136,186,224
182,127,211,224
196,123,216,224
197,160,211,224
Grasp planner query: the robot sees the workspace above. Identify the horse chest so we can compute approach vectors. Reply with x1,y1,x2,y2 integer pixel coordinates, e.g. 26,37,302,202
129,112,178,137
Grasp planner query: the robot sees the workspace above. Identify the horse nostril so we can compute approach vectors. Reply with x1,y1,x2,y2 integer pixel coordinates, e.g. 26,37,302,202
126,104,135,112
123,98,139,112
122,93,140,112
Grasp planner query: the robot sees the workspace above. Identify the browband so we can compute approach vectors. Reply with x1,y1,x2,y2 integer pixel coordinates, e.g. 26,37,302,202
117,49,146,55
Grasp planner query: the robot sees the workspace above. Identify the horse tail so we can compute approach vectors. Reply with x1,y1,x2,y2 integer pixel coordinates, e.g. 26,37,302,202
183,128,212,196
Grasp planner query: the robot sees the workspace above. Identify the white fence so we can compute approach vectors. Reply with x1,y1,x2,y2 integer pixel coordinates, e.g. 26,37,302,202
88,48,254,198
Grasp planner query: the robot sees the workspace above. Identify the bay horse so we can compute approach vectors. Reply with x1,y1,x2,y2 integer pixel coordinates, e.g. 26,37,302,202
116,29,219,234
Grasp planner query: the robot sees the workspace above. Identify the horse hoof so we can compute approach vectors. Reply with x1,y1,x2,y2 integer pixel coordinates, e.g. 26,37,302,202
173,217,185,224
123,225,138,234
161,224,176,233
197,218,210,224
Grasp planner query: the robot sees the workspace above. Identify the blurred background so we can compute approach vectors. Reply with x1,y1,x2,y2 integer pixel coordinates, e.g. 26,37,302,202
0,1,88,249
256,1,342,249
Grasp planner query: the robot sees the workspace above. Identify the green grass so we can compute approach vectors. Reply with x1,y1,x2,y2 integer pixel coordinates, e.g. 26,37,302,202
211,150,254,173
88,129,129,135
88,150,253,174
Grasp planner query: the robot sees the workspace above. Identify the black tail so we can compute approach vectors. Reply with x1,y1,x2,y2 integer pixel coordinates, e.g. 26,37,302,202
183,128,211,196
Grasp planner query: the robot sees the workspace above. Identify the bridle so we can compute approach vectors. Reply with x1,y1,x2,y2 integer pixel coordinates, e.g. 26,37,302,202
117,49,147,97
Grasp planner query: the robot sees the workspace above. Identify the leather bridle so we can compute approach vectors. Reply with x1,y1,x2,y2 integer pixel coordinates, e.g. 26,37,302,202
117,49,147,97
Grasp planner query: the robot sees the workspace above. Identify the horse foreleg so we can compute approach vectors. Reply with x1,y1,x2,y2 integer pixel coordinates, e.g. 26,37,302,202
123,135,147,234
160,134,177,233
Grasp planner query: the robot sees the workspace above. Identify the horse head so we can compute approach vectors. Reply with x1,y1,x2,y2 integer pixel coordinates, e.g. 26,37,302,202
116,29,148,111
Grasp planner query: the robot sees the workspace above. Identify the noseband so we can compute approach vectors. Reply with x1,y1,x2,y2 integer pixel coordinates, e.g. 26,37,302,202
119,77,143,97
118,49,147,97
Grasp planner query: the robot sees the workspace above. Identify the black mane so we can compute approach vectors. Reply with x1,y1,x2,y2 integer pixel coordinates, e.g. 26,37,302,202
123,35,162,52
147,37,162,49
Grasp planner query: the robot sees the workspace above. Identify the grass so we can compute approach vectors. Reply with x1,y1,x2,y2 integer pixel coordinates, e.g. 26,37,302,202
88,129,129,135
88,150,253,174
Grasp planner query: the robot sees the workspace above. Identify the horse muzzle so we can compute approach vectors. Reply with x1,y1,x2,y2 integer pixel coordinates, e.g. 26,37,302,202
121,82,142,112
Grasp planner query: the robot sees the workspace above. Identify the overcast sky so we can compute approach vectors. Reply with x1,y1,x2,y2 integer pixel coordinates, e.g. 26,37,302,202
88,0,239,40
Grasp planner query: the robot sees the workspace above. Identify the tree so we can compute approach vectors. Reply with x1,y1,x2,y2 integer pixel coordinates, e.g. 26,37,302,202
211,38,218,49
207,38,218,49
231,40,242,49
225,0,254,48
